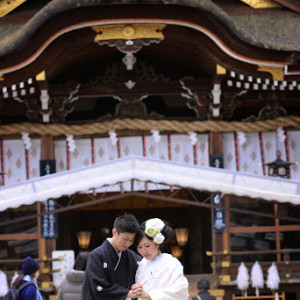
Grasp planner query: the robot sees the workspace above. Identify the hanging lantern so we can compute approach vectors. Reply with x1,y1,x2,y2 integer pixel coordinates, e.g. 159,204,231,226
77,231,92,250
264,151,295,179
175,228,189,247
171,246,183,259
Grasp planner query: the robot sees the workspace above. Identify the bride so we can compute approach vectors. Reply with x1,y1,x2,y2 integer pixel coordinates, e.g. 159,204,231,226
131,218,189,300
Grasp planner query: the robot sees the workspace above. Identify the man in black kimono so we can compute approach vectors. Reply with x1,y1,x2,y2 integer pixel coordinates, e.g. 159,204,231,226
82,213,141,299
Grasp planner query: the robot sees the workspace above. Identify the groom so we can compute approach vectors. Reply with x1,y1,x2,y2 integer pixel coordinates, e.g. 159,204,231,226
82,213,141,299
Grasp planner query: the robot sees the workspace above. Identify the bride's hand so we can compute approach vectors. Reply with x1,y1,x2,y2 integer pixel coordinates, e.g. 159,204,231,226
135,286,151,300
131,283,142,291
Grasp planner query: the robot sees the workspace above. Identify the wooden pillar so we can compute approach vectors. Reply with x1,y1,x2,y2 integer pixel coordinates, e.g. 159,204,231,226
37,202,46,264
224,196,231,263
40,135,56,258
209,132,225,267
274,204,281,262
41,135,54,160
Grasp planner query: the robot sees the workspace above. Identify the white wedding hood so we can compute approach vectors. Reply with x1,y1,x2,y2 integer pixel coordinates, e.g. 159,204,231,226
0,155,300,211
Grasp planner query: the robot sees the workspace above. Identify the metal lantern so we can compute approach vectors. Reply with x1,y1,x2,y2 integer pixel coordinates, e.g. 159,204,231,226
264,151,295,179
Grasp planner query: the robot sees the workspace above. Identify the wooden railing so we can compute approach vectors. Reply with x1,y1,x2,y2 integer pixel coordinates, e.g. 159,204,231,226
232,293,285,300
207,249,300,283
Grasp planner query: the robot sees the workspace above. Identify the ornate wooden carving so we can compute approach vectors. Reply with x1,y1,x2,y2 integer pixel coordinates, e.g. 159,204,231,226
24,98,39,122
91,61,169,84
243,92,287,121
221,92,237,119
52,82,80,122
114,98,148,118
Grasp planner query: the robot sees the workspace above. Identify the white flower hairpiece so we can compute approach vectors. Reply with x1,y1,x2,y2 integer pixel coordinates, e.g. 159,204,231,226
145,218,165,245
153,233,165,244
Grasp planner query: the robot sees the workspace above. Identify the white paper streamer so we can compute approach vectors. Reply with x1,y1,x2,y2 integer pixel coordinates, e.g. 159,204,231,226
108,130,118,146
267,263,280,291
0,271,9,297
251,261,264,297
151,129,161,143
21,132,32,150
277,127,286,143
237,262,249,296
188,132,198,146
66,134,76,153
237,132,247,146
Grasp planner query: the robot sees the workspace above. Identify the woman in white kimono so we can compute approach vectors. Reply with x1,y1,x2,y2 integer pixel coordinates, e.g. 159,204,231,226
131,218,189,300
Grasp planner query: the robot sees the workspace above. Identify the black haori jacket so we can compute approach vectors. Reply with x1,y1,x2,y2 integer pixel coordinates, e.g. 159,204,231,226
82,239,141,300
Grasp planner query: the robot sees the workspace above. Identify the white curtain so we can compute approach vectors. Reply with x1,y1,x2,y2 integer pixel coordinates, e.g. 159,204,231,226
94,137,118,163
119,136,144,192
54,140,67,172
3,140,26,185
196,134,209,167
222,133,237,171
28,139,41,179
144,135,170,191
1,132,300,187
287,131,300,179
94,137,120,193
69,138,92,169
171,134,194,164
237,132,263,176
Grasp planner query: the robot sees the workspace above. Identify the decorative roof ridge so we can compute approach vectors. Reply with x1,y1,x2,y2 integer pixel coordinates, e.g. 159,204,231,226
0,0,298,58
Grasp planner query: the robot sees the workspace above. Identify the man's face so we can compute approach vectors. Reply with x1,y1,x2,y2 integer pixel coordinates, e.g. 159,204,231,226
111,229,136,252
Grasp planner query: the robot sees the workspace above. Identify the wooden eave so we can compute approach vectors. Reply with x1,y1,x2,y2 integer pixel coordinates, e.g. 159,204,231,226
0,4,297,86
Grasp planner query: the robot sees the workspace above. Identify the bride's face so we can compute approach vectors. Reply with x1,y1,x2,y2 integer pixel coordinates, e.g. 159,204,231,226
137,236,160,260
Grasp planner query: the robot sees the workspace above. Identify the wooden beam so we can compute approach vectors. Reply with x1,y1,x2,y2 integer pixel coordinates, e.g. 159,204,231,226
230,224,300,233
0,233,39,240
49,79,212,98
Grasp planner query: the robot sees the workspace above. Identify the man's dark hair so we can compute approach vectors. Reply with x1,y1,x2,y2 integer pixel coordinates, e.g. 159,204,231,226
113,213,140,234
197,279,210,291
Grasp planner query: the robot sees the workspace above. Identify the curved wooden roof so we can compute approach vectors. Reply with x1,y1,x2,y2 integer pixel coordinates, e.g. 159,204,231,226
0,0,298,125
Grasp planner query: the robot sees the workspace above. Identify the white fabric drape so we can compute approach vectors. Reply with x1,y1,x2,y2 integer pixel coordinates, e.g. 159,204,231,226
55,140,67,172
286,131,300,179
196,134,209,167
222,133,237,171
238,132,263,176
69,139,92,170
145,135,170,191
94,137,120,193
1,156,300,211
119,136,144,192
3,139,26,185
0,131,299,199
28,139,41,179
171,134,194,165
1,132,298,184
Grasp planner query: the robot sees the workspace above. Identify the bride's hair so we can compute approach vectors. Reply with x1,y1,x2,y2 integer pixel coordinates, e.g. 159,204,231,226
136,219,174,247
